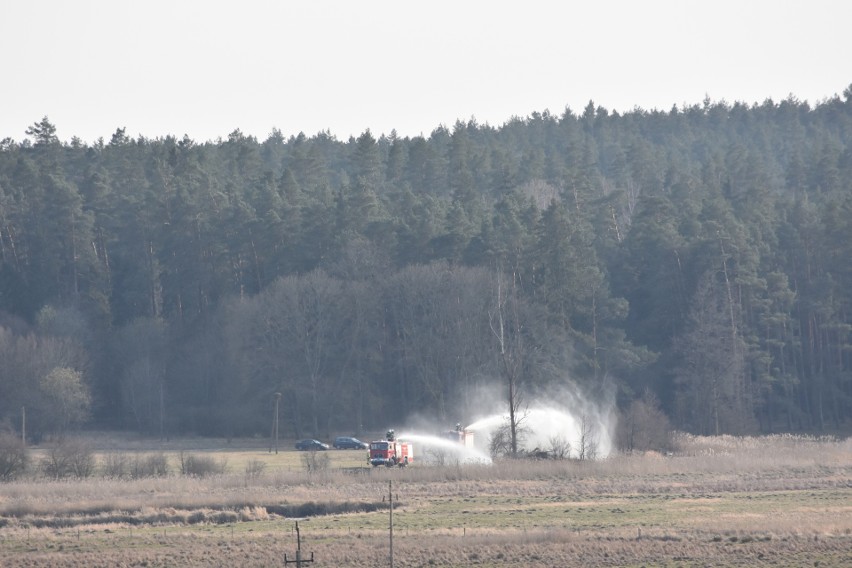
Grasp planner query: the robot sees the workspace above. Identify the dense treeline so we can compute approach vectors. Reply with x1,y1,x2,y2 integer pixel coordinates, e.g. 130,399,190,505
1,87,851,441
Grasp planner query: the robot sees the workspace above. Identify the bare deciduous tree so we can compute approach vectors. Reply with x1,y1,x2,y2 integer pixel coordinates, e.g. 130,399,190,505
0,323,90,441
385,263,492,422
0,432,28,481
282,270,344,437
617,389,672,452
576,413,599,461
488,418,530,459
249,270,346,437
112,317,167,434
489,270,529,457
39,367,91,434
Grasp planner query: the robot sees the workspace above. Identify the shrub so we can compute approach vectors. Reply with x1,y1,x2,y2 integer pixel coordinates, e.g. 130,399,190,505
130,453,169,478
244,459,266,479
488,421,531,458
548,434,572,459
0,432,28,481
301,450,330,473
41,438,95,479
102,452,130,478
179,452,228,477
239,505,269,521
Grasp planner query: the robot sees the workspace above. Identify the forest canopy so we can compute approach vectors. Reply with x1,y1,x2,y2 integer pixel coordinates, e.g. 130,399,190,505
1,87,851,441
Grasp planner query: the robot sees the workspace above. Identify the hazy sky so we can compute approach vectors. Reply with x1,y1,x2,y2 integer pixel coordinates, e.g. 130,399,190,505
2,0,849,144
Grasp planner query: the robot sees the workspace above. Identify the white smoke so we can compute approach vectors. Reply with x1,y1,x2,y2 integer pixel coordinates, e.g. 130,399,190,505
396,432,492,464
393,376,618,462
463,380,617,459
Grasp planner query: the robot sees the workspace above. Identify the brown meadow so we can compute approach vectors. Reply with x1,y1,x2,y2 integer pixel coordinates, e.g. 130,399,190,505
0,433,850,567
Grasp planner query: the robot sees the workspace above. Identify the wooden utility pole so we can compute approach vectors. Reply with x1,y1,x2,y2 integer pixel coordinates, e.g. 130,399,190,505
159,382,165,441
21,406,26,447
284,519,314,566
270,392,281,454
389,480,394,568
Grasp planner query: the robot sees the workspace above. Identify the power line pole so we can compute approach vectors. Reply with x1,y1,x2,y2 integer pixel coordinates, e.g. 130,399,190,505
159,382,165,441
270,392,281,454
284,519,314,567
389,480,394,568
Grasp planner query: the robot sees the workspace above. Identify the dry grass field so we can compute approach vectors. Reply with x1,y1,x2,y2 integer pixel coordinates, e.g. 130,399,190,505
1,433,850,567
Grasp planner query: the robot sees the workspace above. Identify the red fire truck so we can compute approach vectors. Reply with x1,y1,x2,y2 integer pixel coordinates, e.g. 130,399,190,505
368,430,413,467
442,423,475,448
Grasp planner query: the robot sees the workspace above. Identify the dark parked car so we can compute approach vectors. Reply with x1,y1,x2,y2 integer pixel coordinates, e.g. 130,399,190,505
295,439,329,451
333,436,368,450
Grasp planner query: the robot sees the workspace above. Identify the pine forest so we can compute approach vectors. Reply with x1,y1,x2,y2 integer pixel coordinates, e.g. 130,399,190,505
1,88,852,444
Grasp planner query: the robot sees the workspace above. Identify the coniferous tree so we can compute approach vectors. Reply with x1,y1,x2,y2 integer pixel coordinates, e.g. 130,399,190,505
1,92,851,437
